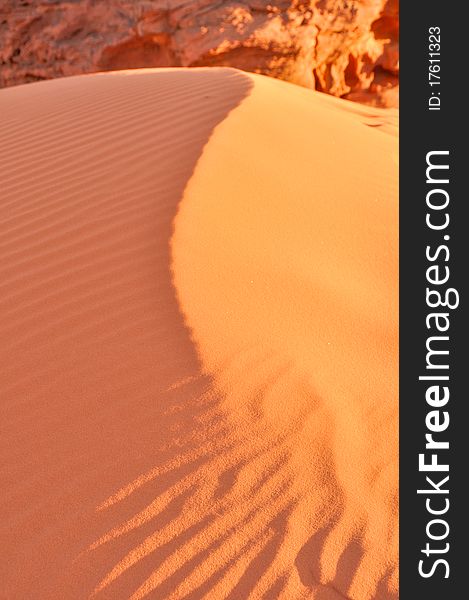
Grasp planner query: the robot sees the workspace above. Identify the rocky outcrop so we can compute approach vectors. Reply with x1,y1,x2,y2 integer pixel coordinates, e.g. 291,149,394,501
0,0,398,106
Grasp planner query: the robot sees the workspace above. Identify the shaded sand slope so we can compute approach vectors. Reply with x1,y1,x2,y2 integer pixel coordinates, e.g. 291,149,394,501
0,69,398,599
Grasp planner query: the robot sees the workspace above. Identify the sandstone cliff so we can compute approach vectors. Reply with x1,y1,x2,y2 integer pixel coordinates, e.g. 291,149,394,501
0,0,398,105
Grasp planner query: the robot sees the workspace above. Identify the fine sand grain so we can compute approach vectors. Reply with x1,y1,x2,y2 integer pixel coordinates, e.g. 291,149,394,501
0,68,398,599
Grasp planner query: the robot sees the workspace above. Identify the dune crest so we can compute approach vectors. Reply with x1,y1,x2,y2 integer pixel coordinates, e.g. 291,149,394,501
0,68,397,599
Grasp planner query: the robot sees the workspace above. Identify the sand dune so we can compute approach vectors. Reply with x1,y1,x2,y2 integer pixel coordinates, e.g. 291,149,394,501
0,68,398,599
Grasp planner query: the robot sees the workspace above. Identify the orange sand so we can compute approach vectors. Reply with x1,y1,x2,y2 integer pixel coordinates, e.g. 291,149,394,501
0,68,398,599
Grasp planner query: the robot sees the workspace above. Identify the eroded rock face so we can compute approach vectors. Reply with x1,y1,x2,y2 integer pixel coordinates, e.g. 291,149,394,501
0,0,398,106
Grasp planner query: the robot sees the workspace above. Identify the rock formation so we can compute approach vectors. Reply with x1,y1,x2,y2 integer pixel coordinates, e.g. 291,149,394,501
0,0,398,105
